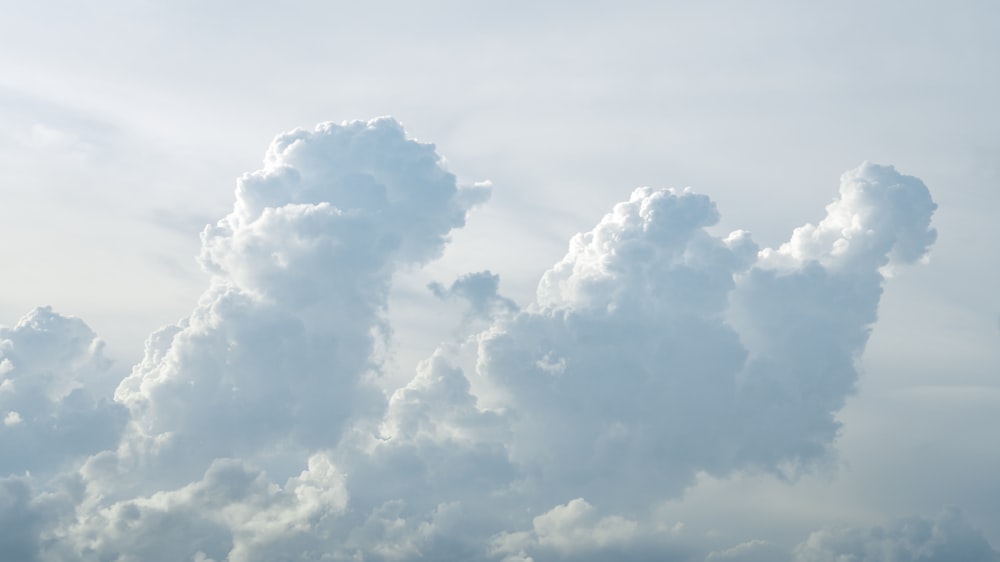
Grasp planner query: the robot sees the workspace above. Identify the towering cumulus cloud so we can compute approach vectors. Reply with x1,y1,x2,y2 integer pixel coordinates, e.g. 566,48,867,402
1,119,992,560
477,164,938,509
109,118,489,487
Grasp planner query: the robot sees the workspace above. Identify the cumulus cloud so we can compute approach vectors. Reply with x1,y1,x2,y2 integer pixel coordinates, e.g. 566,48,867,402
476,186,759,507
0,118,974,561
109,117,490,489
0,306,125,477
472,164,937,509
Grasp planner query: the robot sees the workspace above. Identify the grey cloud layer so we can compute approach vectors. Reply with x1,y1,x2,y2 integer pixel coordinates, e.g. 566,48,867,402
1,118,993,560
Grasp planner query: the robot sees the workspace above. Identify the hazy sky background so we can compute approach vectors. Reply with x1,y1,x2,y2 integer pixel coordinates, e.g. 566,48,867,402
1,2,998,560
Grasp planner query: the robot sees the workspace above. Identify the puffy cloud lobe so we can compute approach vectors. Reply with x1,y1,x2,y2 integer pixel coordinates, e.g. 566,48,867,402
335,354,516,557
793,509,1000,562
380,353,506,446
479,188,757,504
112,118,489,486
536,186,757,313
759,162,937,272
488,497,700,562
202,118,490,298
491,498,639,556
0,307,126,477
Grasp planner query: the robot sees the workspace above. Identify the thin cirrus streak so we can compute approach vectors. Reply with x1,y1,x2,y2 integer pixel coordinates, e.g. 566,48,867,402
1,118,994,561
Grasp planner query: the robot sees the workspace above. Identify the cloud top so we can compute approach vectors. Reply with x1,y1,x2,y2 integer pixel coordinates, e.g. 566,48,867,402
761,162,937,271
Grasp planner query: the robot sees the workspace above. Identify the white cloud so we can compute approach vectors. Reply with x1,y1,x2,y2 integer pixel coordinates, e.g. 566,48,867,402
758,162,937,273
109,118,489,489
522,498,640,553
1,118,989,561
0,306,125,477
3,411,21,426
2,0,999,556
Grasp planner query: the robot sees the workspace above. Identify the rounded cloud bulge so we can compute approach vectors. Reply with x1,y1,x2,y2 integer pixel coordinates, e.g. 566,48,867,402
112,118,491,486
2,118,993,561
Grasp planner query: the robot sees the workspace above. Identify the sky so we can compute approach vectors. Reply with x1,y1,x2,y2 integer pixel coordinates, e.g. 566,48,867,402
1,1,999,561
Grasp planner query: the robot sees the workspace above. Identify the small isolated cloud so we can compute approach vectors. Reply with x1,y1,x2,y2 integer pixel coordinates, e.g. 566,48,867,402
429,270,518,319
3,411,21,426
0,118,978,561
